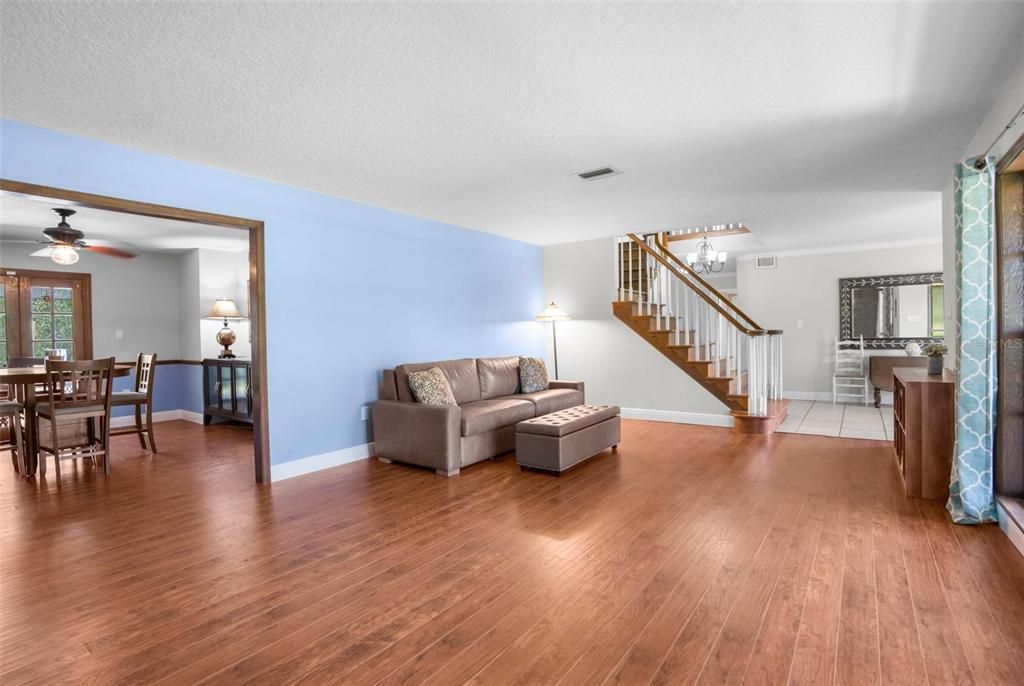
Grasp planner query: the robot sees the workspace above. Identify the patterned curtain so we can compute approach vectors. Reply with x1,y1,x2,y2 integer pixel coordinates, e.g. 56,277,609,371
947,157,998,524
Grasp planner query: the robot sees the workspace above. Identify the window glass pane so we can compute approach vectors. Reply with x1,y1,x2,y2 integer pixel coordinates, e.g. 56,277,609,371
54,341,74,360
32,342,49,358
31,287,52,313
0,341,6,367
54,314,73,340
53,287,74,313
0,288,5,313
0,311,5,338
32,314,53,340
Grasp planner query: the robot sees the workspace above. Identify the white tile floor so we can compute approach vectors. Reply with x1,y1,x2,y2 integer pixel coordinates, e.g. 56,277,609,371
777,400,893,440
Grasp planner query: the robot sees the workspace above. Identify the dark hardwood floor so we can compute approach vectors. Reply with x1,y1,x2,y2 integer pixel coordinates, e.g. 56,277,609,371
2,419,1023,685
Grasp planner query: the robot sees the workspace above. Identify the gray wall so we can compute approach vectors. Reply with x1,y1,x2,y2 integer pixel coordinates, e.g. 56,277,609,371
736,243,943,395
1,240,183,360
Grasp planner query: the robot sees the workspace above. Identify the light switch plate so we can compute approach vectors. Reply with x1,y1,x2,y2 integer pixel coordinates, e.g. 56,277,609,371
115,329,124,340
360,405,369,421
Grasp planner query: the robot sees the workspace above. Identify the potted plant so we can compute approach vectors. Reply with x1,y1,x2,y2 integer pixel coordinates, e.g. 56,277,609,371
922,342,947,375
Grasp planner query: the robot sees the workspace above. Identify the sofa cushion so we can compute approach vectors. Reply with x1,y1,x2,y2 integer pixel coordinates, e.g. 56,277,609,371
519,357,549,393
407,367,457,406
459,397,535,436
395,358,481,405
478,356,520,399
518,388,584,415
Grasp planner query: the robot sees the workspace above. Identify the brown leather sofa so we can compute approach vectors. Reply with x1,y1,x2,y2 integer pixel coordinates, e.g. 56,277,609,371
372,356,584,476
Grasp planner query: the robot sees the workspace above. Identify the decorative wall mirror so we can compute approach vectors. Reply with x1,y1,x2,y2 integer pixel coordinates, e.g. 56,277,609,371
839,273,944,350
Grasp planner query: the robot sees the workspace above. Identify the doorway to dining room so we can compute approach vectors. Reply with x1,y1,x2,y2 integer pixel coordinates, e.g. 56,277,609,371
0,179,270,483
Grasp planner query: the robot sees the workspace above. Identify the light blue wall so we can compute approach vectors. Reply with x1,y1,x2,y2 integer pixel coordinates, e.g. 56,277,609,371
1,119,545,466
112,364,204,418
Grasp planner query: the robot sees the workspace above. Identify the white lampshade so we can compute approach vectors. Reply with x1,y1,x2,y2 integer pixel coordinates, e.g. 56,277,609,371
50,244,79,266
717,251,728,264
206,298,242,319
686,253,698,265
535,302,570,321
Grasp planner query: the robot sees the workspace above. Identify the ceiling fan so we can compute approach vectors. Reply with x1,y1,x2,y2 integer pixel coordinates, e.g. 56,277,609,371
27,208,137,265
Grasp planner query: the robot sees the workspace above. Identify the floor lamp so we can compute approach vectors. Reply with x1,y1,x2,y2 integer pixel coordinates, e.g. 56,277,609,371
536,302,571,379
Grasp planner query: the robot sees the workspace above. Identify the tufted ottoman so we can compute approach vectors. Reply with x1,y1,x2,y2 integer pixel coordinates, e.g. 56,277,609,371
515,404,620,474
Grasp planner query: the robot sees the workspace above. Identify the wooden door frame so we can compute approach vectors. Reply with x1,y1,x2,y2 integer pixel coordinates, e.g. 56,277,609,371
995,134,1024,499
0,179,271,484
1,268,95,360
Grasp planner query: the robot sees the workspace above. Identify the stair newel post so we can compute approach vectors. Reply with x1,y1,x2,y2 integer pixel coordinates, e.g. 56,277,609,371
618,239,623,301
622,241,630,307
774,333,782,401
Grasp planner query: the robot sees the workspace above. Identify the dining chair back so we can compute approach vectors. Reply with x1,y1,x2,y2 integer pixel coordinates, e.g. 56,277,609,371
111,353,159,453
36,358,115,477
833,336,870,405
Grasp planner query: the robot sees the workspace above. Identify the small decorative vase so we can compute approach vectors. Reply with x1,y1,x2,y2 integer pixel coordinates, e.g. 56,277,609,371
927,355,943,375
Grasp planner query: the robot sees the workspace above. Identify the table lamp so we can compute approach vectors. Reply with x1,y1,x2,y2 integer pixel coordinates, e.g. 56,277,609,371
535,302,570,378
206,298,243,358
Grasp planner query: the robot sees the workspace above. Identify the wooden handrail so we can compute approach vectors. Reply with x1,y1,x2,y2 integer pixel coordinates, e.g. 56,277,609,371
652,233,765,332
626,233,765,336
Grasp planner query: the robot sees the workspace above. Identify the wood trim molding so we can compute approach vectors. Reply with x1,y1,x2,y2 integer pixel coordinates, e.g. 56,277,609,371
115,359,204,366
997,131,1024,173
663,226,750,242
1,178,272,484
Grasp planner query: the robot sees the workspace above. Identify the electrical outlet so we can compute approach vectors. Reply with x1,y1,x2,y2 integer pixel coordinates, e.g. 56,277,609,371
115,329,124,340
360,405,369,421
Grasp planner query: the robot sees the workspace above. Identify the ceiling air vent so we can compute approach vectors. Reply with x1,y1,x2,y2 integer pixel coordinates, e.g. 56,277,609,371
576,166,623,181
754,255,777,269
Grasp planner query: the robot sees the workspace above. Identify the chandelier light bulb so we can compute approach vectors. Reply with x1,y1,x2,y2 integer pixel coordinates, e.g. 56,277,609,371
50,244,79,265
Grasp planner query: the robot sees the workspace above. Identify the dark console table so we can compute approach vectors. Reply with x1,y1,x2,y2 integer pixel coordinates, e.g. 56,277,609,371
202,358,253,425
869,356,928,407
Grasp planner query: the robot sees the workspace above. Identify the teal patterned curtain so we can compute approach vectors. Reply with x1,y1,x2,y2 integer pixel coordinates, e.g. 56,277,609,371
947,157,998,524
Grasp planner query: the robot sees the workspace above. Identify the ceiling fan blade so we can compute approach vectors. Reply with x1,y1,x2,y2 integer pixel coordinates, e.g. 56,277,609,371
30,246,55,258
83,244,137,259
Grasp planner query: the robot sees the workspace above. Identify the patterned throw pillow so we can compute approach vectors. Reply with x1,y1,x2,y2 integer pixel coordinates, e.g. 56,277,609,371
408,367,457,406
519,357,549,394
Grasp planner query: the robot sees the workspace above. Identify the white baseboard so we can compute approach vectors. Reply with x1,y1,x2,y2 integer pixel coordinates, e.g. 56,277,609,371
271,442,376,482
996,501,1024,558
110,409,204,428
620,407,733,428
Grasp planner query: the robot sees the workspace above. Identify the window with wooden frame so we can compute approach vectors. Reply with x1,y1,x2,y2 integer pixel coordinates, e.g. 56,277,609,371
0,269,93,366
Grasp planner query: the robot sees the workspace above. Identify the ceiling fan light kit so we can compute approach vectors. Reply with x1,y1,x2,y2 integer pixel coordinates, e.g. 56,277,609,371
26,208,138,265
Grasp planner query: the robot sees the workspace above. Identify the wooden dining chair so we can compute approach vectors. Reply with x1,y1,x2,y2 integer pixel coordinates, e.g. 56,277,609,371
0,399,27,475
35,358,115,478
110,353,158,453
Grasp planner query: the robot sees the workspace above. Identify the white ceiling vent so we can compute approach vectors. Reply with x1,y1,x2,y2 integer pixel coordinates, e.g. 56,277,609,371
754,255,777,269
575,166,623,181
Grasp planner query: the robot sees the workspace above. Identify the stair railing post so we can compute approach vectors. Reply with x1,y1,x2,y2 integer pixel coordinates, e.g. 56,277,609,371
618,239,624,301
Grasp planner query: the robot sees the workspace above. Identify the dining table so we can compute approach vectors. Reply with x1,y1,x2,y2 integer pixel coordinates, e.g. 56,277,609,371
1,363,134,475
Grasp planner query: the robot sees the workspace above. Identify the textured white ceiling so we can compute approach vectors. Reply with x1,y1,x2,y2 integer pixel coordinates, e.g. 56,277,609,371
0,191,249,254
2,2,1022,247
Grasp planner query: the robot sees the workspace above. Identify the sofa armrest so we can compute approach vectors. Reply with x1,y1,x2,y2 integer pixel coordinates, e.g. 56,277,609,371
549,380,585,395
371,400,462,474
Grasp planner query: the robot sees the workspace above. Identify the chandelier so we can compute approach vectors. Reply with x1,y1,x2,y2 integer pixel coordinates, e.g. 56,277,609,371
685,232,728,274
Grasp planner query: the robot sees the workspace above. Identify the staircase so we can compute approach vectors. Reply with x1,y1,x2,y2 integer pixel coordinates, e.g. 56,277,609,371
613,233,789,434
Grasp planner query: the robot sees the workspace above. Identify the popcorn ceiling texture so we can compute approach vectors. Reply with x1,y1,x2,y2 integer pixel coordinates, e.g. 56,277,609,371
2,2,1023,247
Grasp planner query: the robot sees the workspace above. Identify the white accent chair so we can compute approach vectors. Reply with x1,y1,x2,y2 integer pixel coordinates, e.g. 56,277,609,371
833,336,870,405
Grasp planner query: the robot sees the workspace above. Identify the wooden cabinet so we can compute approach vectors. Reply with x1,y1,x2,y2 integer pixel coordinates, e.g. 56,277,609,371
202,358,253,425
892,368,955,500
